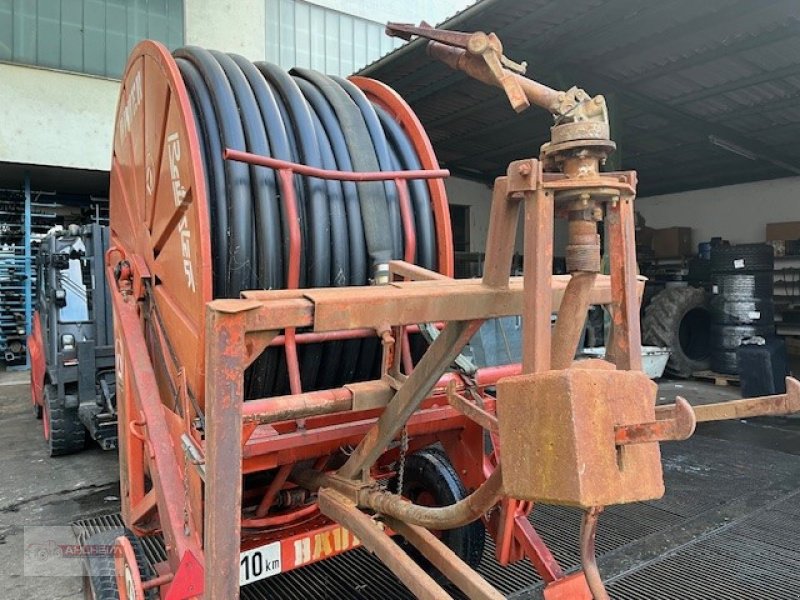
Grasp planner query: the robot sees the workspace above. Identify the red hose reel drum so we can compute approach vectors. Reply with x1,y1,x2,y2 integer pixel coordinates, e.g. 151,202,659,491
109,41,452,411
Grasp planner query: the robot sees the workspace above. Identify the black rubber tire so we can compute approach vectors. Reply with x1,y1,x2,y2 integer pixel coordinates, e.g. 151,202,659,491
83,529,157,600
710,243,774,274
33,395,43,419
642,286,711,378
46,384,85,457
687,257,711,286
393,448,485,572
710,272,773,300
710,297,775,325
710,324,775,351
710,350,739,375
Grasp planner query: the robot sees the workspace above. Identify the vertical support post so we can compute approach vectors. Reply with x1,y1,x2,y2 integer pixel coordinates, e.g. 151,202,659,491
482,178,520,288
204,307,246,600
522,188,554,374
606,195,642,370
23,172,32,368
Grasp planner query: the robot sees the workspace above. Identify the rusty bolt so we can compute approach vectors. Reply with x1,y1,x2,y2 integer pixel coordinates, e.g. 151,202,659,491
518,163,532,176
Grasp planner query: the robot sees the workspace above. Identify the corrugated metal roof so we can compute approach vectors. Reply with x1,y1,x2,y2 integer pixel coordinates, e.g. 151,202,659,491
359,0,800,196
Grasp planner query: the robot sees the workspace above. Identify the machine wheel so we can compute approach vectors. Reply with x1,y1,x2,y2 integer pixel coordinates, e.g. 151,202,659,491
45,384,86,457
83,529,156,600
642,286,711,378
394,447,486,572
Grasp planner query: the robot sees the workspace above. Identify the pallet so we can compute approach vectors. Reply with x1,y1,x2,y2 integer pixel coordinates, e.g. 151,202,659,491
692,370,740,386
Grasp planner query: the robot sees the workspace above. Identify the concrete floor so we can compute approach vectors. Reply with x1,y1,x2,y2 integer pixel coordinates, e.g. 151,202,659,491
1,371,798,599
0,371,119,600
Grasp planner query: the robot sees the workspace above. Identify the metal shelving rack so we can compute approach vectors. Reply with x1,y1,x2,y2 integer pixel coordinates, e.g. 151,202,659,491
0,177,59,368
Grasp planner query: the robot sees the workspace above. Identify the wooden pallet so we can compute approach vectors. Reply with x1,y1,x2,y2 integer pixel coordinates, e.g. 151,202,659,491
692,370,740,386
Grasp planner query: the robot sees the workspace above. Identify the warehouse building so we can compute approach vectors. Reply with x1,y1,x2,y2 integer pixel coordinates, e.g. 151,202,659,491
3,1,800,599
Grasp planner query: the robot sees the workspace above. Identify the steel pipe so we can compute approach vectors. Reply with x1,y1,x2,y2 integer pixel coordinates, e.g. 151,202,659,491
360,465,504,530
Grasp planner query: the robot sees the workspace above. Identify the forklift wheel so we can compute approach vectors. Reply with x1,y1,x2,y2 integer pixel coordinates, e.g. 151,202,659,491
394,447,486,572
83,529,157,600
45,384,86,457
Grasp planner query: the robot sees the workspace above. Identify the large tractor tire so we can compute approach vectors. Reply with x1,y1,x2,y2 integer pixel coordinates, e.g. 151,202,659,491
642,286,711,378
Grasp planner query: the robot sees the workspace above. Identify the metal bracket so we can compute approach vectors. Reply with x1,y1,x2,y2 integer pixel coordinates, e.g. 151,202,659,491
655,376,800,423
446,380,498,433
614,396,696,446
180,434,206,480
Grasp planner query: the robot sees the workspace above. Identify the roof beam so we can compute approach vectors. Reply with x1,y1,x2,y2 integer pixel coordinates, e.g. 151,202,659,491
401,0,656,105
569,0,771,67
501,0,649,50
625,20,800,85
706,92,800,123
670,62,800,106
557,64,800,177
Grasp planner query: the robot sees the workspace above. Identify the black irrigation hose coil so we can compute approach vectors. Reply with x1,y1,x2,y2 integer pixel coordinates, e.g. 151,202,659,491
172,48,439,398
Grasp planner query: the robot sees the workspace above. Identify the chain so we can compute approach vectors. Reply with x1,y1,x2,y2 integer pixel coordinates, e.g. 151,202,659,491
183,450,190,536
395,425,409,495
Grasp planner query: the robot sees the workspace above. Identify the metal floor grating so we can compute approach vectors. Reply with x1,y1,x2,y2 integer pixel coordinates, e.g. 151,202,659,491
74,433,800,599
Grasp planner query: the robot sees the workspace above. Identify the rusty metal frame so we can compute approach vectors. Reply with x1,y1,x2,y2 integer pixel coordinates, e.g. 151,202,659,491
181,153,644,598
108,121,660,600
106,35,800,600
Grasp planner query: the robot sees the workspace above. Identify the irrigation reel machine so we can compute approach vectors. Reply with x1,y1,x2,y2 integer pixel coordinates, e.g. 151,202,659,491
99,21,800,600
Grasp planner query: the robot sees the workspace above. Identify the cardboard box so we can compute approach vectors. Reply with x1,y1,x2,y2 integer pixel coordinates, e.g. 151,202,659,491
652,227,692,258
766,221,800,242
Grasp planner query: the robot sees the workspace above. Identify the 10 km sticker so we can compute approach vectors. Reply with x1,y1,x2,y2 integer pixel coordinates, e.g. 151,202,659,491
240,541,281,586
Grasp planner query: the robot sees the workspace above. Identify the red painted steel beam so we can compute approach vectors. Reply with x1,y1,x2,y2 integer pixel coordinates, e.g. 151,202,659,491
224,148,449,182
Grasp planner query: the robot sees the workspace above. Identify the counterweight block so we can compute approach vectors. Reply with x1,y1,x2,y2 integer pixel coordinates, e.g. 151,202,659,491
497,362,665,508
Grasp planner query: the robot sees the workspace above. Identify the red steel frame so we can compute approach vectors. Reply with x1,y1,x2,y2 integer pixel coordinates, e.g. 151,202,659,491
108,39,646,600
106,37,800,600
109,149,642,600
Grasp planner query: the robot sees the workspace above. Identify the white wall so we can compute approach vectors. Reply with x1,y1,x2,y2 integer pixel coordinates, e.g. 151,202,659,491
637,176,800,244
184,0,267,61
0,63,119,171
445,176,569,255
0,0,277,174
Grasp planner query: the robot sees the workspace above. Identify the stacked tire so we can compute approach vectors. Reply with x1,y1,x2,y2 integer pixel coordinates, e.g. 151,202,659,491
709,244,775,374
642,286,711,378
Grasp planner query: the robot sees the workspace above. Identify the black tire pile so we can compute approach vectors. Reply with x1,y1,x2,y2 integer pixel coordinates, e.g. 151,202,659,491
709,244,775,374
